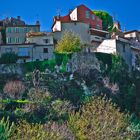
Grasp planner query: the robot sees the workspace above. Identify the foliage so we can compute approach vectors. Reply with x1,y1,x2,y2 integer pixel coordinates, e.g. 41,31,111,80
109,55,130,84
55,53,71,66
0,117,15,140
55,31,81,54
0,52,18,64
47,75,86,106
3,80,25,99
10,121,62,140
21,89,72,123
23,59,56,72
93,10,113,31
95,52,112,73
68,96,135,140
0,28,6,44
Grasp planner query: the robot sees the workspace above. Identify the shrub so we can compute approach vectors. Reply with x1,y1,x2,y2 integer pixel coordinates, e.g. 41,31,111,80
0,52,18,64
0,117,15,140
3,81,25,99
10,121,62,140
55,31,81,54
24,89,72,123
68,96,135,140
23,59,56,72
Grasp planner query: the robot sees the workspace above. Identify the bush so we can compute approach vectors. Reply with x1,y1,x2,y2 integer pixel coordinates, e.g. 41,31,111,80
95,52,112,73
3,81,25,99
0,53,18,64
0,117,15,140
23,59,56,72
55,31,81,54
10,121,62,140
68,96,135,140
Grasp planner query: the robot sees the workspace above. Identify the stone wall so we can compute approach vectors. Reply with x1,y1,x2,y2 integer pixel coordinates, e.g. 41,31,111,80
0,64,23,75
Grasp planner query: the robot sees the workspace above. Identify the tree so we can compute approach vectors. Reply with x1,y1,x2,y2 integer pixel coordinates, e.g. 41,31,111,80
0,52,18,64
68,96,135,140
55,31,81,54
93,10,113,31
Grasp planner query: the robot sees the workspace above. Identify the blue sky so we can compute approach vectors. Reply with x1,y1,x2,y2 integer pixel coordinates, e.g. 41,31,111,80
0,0,140,31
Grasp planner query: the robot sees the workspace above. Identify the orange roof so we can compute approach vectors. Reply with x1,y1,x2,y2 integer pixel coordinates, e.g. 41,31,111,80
26,32,46,37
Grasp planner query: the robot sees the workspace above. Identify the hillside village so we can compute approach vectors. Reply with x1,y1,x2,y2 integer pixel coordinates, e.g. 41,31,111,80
0,4,140,140
0,4,139,69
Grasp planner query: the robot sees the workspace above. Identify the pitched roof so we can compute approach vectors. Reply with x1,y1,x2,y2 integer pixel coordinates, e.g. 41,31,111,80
124,30,140,34
26,32,52,38
52,4,102,29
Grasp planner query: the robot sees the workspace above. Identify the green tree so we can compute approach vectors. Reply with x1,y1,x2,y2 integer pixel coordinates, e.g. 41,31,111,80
55,31,81,54
0,52,18,64
68,96,135,140
0,28,6,44
93,10,113,31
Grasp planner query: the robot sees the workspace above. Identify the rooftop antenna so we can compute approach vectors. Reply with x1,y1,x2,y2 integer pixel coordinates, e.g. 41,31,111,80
112,12,117,22
56,8,61,17
35,14,39,20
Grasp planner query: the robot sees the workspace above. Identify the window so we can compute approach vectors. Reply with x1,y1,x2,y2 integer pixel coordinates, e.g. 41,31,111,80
15,38,20,43
33,27,37,32
123,44,125,52
18,47,29,56
7,38,11,43
11,38,16,43
15,28,19,33
7,28,11,33
12,28,16,33
44,39,50,44
92,15,95,20
24,27,28,33
85,11,90,19
95,37,100,40
74,22,77,25
43,48,48,53
23,59,26,63
96,25,100,30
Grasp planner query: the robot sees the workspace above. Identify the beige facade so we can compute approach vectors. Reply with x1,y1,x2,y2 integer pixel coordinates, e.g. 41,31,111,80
26,32,54,61
0,43,54,63
53,22,91,44
6,25,40,44
0,44,34,63
124,30,140,42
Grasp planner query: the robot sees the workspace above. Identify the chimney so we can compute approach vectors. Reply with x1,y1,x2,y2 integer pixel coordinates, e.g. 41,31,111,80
113,21,121,31
36,20,40,25
17,16,21,20
124,27,126,33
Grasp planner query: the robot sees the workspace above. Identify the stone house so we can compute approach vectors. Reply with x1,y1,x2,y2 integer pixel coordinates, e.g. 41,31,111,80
26,32,54,61
0,16,40,44
52,4,109,46
0,32,54,63
0,17,54,63
124,30,140,42
0,43,35,63
96,36,132,69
